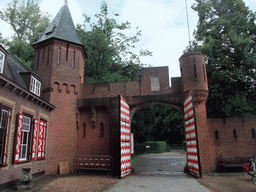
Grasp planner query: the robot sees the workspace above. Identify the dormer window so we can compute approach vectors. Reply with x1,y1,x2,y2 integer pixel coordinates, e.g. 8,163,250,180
30,76,41,96
0,51,6,74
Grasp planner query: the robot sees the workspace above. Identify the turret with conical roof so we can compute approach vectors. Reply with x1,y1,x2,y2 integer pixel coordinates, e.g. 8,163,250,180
34,1,83,47
33,1,86,96
33,1,87,174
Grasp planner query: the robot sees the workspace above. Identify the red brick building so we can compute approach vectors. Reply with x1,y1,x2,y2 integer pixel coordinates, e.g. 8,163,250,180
0,44,55,188
1,0,256,188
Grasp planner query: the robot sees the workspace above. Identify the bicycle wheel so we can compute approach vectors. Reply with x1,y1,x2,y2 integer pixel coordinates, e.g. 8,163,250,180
245,171,253,181
252,174,256,185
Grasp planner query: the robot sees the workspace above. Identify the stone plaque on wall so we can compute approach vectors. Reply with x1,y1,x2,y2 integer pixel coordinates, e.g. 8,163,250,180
151,77,160,91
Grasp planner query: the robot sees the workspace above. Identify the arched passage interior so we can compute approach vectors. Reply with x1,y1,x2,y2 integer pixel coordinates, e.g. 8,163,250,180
130,103,187,174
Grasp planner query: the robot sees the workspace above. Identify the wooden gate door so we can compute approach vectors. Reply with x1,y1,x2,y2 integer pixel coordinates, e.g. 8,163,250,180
184,90,201,177
120,95,131,178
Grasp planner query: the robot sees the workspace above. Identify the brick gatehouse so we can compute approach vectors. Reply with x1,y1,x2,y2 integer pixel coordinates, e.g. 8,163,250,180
1,0,256,187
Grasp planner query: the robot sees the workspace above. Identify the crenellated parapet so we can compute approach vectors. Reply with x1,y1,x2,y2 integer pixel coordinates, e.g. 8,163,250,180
79,67,183,99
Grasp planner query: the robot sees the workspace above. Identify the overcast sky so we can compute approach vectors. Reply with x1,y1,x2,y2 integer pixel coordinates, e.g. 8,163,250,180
1,0,256,78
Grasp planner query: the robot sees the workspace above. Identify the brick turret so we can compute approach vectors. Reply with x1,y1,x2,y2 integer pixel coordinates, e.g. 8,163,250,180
33,2,86,174
179,51,214,173
179,51,208,99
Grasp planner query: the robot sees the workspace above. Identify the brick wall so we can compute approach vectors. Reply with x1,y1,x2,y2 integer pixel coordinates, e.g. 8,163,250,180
36,39,86,174
194,101,212,173
0,88,50,185
76,97,120,176
46,89,77,174
77,106,110,155
79,67,182,99
208,116,256,169
141,66,171,95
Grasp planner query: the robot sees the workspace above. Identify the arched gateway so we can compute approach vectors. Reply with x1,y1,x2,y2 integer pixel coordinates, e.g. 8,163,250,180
31,2,212,178
77,52,212,177
2,2,256,187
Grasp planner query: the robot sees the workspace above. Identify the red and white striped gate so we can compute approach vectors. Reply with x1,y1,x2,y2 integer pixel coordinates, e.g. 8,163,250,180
120,95,131,178
184,91,201,177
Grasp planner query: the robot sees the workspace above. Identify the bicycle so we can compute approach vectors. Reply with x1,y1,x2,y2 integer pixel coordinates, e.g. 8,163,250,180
244,159,256,182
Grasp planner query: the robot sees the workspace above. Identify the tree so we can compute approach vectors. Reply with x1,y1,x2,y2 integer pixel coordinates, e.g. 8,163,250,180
0,0,50,69
186,0,256,117
77,1,152,83
131,106,155,143
151,104,184,144
131,104,184,145
0,32,6,44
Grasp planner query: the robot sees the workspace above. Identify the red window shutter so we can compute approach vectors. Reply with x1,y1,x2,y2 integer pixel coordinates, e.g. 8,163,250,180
37,120,44,159
3,109,11,166
31,118,38,160
14,113,23,163
41,121,47,158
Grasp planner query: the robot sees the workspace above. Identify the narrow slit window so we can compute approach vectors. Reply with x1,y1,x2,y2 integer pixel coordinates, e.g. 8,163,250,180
66,44,69,61
43,46,45,60
72,51,75,68
100,122,104,138
37,50,40,69
203,65,206,82
194,64,197,79
83,123,86,138
58,48,61,65
252,128,255,138
47,47,50,65
233,129,237,139
215,130,219,139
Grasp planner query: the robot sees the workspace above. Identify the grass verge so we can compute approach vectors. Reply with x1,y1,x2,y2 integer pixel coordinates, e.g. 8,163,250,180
131,156,140,166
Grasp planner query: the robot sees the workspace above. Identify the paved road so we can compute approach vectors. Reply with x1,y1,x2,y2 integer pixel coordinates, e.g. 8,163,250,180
107,152,210,192
107,175,210,192
135,153,186,176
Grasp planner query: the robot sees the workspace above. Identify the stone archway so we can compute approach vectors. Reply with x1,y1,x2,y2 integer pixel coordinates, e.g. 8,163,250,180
77,52,214,176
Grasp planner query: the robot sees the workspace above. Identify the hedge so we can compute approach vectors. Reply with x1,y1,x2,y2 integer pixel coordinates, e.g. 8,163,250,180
134,141,167,155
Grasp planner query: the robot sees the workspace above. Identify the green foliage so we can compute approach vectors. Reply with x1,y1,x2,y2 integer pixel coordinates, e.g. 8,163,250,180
131,156,140,166
185,0,256,117
131,104,184,145
144,141,167,154
77,1,152,83
0,32,7,44
134,141,167,155
0,0,50,69
131,106,155,143
167,144,186,152
134,143,147,155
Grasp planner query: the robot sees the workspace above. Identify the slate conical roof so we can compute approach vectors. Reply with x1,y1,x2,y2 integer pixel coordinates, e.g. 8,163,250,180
34,3,83,46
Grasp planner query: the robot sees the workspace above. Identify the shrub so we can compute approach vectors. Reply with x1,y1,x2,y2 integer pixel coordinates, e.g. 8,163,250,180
144,141,167,154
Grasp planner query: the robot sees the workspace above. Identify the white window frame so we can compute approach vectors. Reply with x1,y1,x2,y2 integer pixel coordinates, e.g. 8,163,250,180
0,109,8,164
0,51,5,74
19,116,31,161
30,76,41,96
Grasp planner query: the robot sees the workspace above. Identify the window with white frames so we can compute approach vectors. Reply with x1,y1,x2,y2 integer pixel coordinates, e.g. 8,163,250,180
0,107,10,166
19,116,31,161
30,76,41,96
0,51,5,74
14,114,39,163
